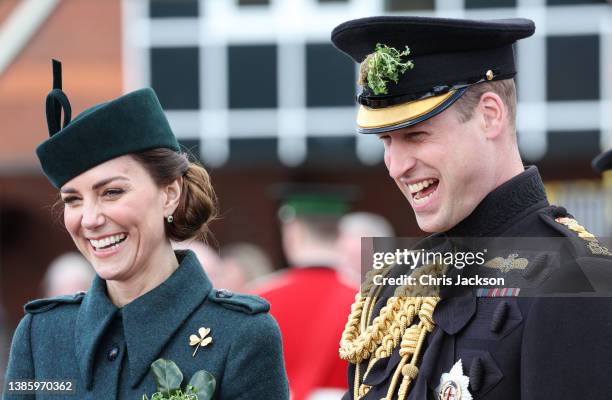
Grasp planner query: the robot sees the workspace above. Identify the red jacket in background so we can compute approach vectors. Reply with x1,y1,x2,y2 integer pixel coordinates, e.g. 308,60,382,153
255,267,357,400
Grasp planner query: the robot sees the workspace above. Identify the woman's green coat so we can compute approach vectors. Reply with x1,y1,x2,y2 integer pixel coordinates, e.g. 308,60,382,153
3,250,289,399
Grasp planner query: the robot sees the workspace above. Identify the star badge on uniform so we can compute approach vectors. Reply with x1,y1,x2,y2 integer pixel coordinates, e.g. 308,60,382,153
436,360,472,400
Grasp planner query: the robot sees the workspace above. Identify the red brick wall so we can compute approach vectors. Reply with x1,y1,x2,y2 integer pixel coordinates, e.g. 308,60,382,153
0,0,123,169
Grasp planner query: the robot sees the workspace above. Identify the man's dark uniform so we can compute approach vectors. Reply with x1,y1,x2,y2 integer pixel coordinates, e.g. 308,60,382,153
344,166,612,399
331,16,612,400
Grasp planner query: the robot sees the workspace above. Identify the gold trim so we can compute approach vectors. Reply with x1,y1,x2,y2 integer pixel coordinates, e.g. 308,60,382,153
357,91,456,129
340,264,444,400
555,217,612,256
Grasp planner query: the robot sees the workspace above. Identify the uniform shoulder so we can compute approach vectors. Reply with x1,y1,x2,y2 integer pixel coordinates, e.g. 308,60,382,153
207,288,270,315
538,205,612,259
537,205,573,236
24,291,86,315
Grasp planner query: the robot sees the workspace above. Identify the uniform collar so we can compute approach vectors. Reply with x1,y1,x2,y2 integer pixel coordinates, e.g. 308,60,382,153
446,166,549,237
75,250,213,390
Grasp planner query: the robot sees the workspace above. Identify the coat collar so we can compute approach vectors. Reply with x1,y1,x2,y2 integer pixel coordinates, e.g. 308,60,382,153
75,250,213,390
446,166,549,237
75,275,118,390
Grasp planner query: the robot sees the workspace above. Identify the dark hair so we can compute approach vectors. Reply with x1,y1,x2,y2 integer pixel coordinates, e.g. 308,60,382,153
453,78,517,130
132,148,218,242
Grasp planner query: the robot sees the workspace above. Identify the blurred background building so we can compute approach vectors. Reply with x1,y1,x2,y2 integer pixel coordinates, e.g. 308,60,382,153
0,0,610,364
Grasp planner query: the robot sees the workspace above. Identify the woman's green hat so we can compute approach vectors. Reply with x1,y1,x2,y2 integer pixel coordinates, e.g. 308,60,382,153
36,60,180,188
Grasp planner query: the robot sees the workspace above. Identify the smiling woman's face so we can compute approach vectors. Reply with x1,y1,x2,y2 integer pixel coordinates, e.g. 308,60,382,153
60,155,172,282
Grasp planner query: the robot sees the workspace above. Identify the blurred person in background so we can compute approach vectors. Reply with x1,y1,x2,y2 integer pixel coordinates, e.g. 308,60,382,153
592,148,612,237
592,148,612,176
336,212,394,286
42,252,95,297
220,242,274,292
171,239,226,288
254,185,357,400
172,240,258,292
4,61,288,399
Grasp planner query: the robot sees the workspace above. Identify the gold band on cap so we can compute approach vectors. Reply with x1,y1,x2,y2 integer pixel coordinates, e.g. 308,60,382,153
357,91,456,129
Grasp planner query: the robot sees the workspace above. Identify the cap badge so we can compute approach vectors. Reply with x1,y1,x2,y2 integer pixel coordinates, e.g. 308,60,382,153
358,43,414,95
485,69,494,81
436,359,472,400
190,327,213,357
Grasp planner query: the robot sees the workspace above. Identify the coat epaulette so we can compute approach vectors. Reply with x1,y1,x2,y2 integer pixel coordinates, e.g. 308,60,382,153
208,288,270,315
24,291,86,315
538,206,612,259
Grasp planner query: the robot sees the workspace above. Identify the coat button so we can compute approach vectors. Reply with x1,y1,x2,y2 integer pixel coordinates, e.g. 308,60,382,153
107,344,120,361
216,289,233,298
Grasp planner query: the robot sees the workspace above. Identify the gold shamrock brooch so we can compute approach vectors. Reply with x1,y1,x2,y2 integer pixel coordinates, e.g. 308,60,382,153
190,327,213,357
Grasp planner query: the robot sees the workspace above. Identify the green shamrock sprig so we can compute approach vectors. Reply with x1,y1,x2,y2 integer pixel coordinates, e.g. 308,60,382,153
362,43,414,95
142,359,215,400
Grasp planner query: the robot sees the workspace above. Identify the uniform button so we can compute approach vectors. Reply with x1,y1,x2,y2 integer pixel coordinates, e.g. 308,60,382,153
216,289,233,298
107,344,120,361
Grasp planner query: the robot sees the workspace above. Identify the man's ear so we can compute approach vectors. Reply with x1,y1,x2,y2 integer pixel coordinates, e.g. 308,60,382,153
163,177,183,217
479,92,506,139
